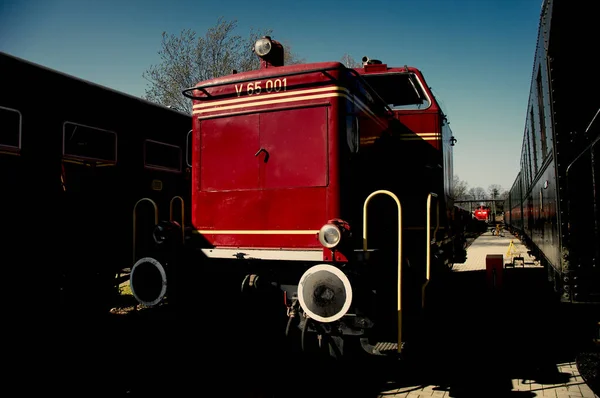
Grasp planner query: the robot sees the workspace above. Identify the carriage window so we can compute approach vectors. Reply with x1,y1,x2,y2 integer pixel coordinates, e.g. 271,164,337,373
0,106,22,153
144,140,182,172
63,122,116,162
186,129,192,167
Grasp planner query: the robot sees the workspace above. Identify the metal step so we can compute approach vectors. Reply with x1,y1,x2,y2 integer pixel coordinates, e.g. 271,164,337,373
374,341,399,354
360,339,405,356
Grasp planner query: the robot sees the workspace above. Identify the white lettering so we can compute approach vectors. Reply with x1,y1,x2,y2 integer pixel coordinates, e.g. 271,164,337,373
238,79,288,96
235,84,244,97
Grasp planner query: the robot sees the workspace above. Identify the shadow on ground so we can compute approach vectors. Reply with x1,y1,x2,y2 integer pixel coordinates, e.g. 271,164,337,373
11,266,595,397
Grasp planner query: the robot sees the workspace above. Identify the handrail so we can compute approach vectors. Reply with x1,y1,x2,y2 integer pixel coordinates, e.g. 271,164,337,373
170,195,185,243
182,66,343,99
422,192,439,309
566,107,600,176
363,190,402,353
132,198,158,265
181,64,393,115
565,133,600,176
584,107,600,134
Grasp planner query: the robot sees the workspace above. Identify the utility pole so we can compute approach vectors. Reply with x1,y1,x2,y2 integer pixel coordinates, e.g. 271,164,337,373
491,189,498,222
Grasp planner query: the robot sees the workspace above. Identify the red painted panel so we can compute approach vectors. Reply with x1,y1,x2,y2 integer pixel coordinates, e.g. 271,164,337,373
486,254,504,289
193,188,326,248
395,111,441,150
259,107,328,189
200,114,259,191
193,105,333,249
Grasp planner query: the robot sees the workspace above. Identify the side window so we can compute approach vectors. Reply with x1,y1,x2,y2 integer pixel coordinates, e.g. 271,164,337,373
144,139,182,173
186,129,192,168
0,106,22,154
346,115,359,153
63,122,117,163
536,68,548,158
529,107,538,174
345,97,359,153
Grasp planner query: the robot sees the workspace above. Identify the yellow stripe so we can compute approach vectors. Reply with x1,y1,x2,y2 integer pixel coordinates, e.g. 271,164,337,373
192,85,388,130
195,230,319,235
399,132,438,137
193,86,350,109
398,132,439,141
399,137,439,141
193,92,348,114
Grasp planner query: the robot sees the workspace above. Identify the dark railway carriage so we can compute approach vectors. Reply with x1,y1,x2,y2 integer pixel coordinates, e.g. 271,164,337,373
504,172,524,234
130,37,469,357
503,0,599,306
0,52,191,317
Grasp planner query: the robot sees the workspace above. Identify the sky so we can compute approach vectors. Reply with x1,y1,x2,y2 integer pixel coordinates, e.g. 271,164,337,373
0,0,543,192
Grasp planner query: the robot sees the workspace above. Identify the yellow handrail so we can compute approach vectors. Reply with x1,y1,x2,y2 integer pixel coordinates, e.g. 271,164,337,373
422,192,439,309
170,196,185,243
132,198,158,265
363,190,402,353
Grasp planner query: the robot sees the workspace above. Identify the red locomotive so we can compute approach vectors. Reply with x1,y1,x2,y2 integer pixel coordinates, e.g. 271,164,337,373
473,205,490,222
130,37,469,356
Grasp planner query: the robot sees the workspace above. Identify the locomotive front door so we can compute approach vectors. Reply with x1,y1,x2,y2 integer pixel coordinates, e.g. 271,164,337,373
200,106,328,191
197,106,328,247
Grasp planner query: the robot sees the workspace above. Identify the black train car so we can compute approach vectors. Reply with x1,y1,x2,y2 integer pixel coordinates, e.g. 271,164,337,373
0,52,192,318
503,0,599,306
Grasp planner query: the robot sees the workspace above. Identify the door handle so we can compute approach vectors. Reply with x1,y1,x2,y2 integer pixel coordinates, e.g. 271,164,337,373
254,147,269,163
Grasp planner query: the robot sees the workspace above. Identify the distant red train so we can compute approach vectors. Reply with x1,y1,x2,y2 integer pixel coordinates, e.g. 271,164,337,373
130,36,471,357
473,206,490,222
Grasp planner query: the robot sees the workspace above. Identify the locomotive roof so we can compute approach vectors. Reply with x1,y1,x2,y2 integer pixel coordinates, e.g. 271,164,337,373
189,61,346,89
184,61,391,111
0,51,190,117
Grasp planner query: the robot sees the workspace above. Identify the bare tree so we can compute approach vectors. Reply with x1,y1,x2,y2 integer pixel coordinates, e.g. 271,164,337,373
142,17,303,112
468,187,487,201
487,184,504,217
488,184,503,200
452,175,469,200
340,53,362,68
280,38,306,66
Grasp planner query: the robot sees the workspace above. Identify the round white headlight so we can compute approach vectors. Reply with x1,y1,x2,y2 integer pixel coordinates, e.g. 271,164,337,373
318,224,341,248
254,38,272,57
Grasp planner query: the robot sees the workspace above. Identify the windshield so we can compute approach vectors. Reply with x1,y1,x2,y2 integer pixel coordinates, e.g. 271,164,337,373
361,73,430,110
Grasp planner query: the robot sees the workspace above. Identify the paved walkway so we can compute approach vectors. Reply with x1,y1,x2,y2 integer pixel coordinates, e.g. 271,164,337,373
376,228,599,398
454,229,539,272
376,360,598,397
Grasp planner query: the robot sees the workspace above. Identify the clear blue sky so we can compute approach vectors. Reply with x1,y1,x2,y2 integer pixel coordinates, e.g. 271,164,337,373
0,0,542,192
